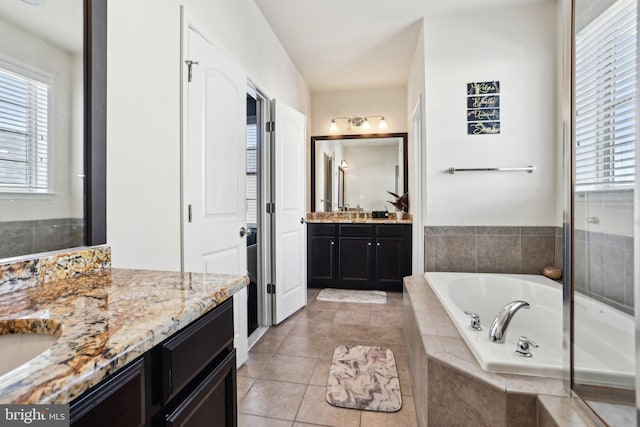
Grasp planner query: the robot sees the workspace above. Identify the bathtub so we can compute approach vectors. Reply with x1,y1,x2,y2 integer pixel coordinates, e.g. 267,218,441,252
424,272,635,388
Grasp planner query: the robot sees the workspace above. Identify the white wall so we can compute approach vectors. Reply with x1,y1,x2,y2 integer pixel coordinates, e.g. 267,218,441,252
342,145,398,211
423,2,559,226
311,86,407,136
107,0,310,270
0,18,78,221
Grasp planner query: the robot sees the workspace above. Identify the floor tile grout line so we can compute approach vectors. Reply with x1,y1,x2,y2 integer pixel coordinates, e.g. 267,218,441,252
291,383,310,425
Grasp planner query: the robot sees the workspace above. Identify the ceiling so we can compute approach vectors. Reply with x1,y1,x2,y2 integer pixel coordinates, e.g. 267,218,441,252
0,0,83,54
253,0,553,92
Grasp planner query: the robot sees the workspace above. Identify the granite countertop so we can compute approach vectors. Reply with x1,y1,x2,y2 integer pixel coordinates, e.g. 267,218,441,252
306,218,413,224
0,268,248,404
306,213,412,225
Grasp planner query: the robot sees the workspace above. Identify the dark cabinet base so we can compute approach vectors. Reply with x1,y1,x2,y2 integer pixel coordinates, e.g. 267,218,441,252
307,223,411,292
70,299,237,427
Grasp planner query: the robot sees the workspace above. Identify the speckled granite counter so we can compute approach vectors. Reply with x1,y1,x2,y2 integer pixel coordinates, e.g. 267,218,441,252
306,217,412,225
0,268,248,404
306,212,412,225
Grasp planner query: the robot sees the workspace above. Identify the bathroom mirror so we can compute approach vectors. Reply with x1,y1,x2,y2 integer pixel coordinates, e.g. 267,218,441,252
571,0,637,424
0,0,106,260
310,133,408,212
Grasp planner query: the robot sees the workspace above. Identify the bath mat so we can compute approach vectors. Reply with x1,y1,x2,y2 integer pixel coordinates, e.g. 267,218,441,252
317,288,387,304
326,345,402,412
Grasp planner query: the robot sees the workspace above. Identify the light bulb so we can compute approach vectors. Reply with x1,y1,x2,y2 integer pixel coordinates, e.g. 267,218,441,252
378,117,388,130
329,120,338,132
362,118,371,130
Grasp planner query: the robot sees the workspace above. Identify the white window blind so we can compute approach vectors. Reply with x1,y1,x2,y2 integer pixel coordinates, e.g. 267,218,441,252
0,66,49,193
246,123,257,225
575,0,636,190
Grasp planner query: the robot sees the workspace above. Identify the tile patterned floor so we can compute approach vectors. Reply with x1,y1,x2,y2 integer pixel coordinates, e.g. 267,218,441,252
238,288,418,427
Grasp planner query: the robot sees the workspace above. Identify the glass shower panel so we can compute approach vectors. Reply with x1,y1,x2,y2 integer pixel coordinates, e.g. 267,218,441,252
573,0,637,424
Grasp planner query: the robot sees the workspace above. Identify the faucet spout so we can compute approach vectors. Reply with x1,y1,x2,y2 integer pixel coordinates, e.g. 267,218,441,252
489,300,530,343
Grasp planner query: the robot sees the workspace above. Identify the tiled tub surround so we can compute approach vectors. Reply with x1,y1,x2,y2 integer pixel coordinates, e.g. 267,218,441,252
424,226,562,275
0,218,84,259
574,229,634,314
0,245,111,296
0,267,248,404
403,275,600,427
307,211,413,224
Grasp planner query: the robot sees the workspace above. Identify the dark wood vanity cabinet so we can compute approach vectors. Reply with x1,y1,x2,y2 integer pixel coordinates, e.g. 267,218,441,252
337,225,374,286
307,224,336,283
70,298,237,427
307,223,411,292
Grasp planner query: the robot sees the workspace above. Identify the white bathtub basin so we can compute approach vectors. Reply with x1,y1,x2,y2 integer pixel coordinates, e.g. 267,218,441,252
424,272,635,387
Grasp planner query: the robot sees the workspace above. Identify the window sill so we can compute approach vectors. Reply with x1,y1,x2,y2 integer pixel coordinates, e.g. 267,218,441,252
0,191,56,199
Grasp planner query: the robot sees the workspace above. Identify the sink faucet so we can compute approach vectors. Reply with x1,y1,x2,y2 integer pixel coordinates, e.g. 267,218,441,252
356,204,361,219
489,301,530,343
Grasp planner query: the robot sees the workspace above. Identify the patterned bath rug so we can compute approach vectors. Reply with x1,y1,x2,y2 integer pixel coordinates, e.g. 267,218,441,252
326,345,402,412
317,288,387,304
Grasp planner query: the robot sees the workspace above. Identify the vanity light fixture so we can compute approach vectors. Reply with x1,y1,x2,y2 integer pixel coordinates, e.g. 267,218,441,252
340,159,349,169
328,115,388,131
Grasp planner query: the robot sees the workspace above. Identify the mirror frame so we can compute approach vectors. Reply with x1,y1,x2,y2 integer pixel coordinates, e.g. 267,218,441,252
84,0,107,245
310,133,409,212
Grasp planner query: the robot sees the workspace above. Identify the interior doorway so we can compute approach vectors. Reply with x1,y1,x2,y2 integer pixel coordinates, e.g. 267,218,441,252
245,83,272,346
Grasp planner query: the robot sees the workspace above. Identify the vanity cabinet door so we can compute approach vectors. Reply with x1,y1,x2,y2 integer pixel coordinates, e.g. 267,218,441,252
337,236,373,286
374,237,407,291
70,359,145,427
162,350,237,427
307,224,337,286
373,225,412,292
308,236,336,283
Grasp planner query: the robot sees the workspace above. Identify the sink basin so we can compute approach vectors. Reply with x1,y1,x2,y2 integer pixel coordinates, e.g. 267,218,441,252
0,319,62,377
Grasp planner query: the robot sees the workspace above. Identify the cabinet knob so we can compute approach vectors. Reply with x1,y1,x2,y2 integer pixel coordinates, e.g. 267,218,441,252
330,241,335,245
367,242,372,246
377,242,381,246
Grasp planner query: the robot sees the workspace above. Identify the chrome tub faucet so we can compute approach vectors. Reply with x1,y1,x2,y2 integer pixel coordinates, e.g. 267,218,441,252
489,300,530,343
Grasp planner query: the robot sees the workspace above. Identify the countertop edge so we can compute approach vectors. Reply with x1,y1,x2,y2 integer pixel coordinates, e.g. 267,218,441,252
0,269,248,405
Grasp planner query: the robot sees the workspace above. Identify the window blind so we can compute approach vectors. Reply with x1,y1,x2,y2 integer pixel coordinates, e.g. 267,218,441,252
0,66,49,193
246,123,257,225
575,0,636,190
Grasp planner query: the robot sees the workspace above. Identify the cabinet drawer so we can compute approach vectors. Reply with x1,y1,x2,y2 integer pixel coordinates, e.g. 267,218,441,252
338,224,372,237
161,298,233,404
375,224,410,237
163,350,237,427
70,359,145,427
308,224,336,236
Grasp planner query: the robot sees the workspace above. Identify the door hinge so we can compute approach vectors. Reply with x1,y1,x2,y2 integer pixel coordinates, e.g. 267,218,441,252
266,121,275,132
188,204,193,223
185,60,199,83
267,283,276,294
266,202,275,214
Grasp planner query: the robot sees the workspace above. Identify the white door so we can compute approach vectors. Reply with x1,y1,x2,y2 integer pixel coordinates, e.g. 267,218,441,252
272,101,307,324
182,26,248,365
183,28,247,276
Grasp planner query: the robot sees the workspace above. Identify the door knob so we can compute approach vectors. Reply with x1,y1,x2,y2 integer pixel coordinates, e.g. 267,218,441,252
300,217,306,224
239,227,253,237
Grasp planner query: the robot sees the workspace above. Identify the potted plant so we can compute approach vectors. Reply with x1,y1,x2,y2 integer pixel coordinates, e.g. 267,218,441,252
387,191,408,219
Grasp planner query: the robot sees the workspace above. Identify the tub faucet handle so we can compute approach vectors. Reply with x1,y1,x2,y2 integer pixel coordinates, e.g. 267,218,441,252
464,311,482,331
516,336,539,358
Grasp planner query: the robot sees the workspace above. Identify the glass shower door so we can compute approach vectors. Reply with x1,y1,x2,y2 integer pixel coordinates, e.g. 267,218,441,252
572,0,637,424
